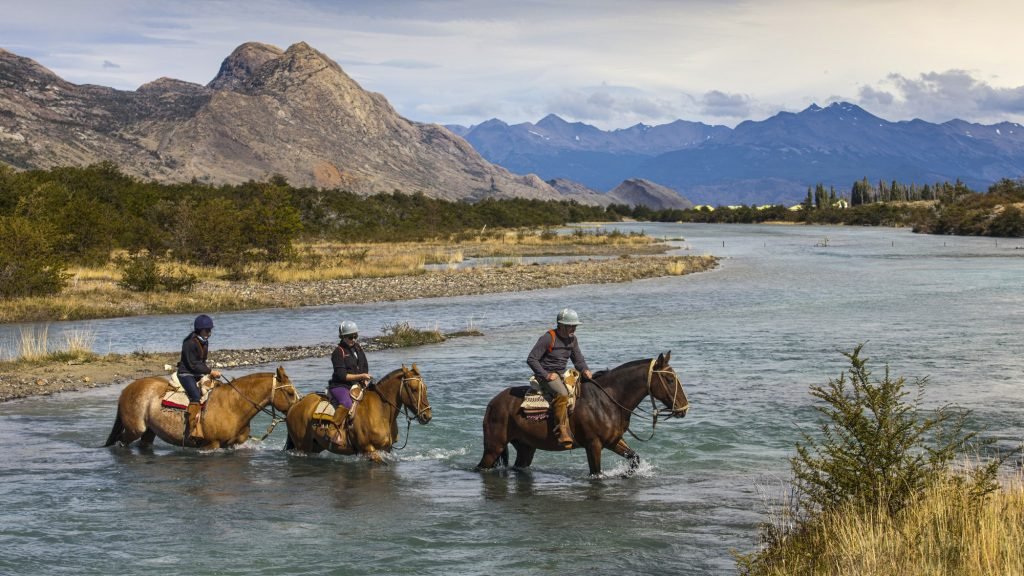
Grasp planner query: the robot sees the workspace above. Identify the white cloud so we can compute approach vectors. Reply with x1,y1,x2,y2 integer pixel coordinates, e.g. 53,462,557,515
857,70,1024,124
3,0,1024,127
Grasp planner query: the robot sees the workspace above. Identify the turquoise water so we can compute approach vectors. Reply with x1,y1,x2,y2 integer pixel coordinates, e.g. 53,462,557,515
1,224,1022,575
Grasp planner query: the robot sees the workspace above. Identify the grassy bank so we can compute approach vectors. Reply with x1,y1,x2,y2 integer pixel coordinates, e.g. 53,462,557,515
0,229,674,323
739,473,1024,575
736,345,1022,575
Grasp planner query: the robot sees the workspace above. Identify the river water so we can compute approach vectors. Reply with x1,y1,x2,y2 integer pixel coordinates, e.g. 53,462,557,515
1,224,1022,575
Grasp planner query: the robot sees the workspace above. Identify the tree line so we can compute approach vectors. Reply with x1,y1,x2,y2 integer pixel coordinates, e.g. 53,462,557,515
0,163,611,297
612,177,1024,235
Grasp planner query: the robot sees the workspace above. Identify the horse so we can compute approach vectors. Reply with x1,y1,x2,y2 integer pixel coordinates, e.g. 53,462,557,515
284,364,431,462
104,366,300,450
475,352,689,476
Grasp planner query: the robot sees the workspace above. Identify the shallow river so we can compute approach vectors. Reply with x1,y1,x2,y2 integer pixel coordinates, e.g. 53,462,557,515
1,224,1022,575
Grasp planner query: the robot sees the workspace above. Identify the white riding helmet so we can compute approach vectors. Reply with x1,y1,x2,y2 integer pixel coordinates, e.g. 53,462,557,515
339,320,359,338
556,307,581,326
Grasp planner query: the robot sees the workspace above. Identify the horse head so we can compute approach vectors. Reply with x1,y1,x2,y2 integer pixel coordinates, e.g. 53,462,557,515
270,366,301,413
398,363,432,424
650,351,689,418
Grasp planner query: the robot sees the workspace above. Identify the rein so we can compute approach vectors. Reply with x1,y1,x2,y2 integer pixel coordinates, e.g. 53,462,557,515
222,374,295,441
591,359,688,442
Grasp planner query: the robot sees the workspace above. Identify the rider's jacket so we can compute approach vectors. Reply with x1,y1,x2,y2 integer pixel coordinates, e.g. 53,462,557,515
527,329,589,381
177,332,211,377
329,340,368,388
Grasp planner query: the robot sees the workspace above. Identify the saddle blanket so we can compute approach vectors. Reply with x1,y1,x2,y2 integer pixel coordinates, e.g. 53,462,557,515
160,374,214,409
521,369,580,418
311,399,336,424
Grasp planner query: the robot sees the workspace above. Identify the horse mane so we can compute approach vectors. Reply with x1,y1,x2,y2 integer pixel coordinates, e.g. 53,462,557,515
591,358,652,380
374,367,405,385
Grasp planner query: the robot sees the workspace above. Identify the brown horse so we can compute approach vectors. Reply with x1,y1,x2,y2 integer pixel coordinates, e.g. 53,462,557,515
104,366,300,450
475,352,689,476
284,364,431,462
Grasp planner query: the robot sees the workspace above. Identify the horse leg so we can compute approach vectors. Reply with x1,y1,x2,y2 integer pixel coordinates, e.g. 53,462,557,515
475,406,510,471
138,430,156,449
585,442,604,476
511,441,536,469
611,439,641,475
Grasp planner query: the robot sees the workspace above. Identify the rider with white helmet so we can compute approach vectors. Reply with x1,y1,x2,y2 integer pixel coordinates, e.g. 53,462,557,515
327,320,372,428
526,307,593,447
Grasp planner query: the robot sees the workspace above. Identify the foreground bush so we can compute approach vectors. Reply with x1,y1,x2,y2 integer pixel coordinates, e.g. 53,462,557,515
737,345,1010,575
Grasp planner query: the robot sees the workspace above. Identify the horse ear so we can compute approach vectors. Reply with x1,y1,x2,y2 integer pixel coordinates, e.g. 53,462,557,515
655,352,666,368
664,351,671,364
276,365,287,380
411,362,419,374
402,363,408,373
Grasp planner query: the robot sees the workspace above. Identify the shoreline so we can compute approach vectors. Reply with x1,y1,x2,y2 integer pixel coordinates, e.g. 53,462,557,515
0,254,718,403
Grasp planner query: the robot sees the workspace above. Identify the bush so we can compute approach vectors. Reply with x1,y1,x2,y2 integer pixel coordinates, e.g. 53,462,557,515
117,252,197,293
790,344,993,518
375,322,444,348
0,216,68,297
737,345,1005,575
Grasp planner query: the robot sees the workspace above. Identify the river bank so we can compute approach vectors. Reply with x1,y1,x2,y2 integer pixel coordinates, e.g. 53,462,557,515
0,254,719,402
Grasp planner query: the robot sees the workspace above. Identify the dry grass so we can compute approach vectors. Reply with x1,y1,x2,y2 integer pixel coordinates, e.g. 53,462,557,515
3,325,98,364
744,473,1024,575
0,229,669,323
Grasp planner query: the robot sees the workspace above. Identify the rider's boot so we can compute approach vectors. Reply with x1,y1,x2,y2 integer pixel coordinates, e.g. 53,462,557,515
330,406,350,448
552,396,573,448
186,402,205,441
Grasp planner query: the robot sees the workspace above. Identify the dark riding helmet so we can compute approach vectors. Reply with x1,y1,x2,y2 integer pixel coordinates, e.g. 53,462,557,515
194,314,214,331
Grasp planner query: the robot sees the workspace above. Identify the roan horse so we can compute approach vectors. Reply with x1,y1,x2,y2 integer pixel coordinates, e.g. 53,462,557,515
475,352,689,476
104,366,300,450
284,364,432,462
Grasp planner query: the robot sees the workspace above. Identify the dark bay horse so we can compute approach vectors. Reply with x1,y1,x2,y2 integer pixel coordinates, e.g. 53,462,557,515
284,364,432,462
475,352,689,476
104,366,300,450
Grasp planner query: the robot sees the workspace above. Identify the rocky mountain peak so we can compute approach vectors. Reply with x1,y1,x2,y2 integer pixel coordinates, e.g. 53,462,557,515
608,178,693,210
207,42,284,91
0,42,565,203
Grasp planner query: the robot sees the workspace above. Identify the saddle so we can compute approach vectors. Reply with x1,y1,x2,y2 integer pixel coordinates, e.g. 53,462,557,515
522,369,580,420
160,373,215,410
310,393,337,425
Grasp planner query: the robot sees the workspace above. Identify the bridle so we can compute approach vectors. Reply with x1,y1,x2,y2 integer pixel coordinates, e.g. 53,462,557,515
222,373,298,441
372,372,431,450
591,358,689,442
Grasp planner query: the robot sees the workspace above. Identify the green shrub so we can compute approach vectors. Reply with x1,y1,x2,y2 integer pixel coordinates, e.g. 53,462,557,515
0,216,68,297
375,322,445,348
791,344,995,518
117,252,197,293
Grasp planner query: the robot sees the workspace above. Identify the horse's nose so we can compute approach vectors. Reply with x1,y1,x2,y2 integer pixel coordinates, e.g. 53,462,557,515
419,408,432,424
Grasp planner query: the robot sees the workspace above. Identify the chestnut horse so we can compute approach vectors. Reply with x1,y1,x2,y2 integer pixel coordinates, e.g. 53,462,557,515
475,352,689,476
104,366,299,450
284,364,431,462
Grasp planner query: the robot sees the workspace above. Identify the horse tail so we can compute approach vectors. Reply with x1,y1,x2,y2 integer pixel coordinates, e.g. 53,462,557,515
498,447,509,468
103,412,124,447
284,433,295,451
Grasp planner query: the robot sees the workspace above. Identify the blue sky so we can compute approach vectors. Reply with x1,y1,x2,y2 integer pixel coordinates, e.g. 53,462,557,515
3,0,1024,129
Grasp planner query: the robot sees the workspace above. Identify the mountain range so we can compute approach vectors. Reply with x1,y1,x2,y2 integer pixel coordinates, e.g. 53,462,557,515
2,42,683,207
452,103,1024,205
4,41,1022,209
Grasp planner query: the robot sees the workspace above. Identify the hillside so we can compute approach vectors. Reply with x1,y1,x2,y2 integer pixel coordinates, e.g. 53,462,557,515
0,42,588,202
